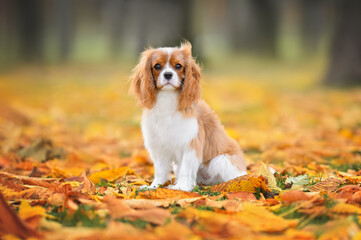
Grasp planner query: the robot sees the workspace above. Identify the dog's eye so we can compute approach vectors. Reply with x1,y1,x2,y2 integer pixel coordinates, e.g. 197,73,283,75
154,64,161,70
175,64,182,70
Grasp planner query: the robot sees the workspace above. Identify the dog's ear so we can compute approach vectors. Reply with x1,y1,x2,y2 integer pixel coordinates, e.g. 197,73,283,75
179,42,202,110
129,49,157,109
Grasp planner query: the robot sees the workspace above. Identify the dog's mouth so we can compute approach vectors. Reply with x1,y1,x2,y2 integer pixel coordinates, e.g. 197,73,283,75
158,81,180,90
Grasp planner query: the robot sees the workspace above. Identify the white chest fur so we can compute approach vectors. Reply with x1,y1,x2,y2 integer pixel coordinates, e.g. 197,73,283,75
141,90,198,162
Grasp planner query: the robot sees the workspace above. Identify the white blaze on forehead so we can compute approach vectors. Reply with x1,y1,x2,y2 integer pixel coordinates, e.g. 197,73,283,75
159,47,176,63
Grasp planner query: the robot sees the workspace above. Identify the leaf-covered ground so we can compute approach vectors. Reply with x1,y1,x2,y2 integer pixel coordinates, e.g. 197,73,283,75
0,66,361,239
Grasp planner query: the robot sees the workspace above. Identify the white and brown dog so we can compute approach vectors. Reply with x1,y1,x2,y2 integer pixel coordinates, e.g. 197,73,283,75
130,42,247,191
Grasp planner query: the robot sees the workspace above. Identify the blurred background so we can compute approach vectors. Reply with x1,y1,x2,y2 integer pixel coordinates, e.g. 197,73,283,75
0,0,360,85
0,0,360,174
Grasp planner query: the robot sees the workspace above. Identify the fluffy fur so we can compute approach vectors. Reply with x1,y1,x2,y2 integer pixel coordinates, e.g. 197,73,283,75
130,42,247,191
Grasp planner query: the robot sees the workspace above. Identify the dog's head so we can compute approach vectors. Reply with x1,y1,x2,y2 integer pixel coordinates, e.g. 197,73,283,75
129,42,201,110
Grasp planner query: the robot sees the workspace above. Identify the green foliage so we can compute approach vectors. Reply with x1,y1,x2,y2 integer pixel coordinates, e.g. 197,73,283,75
253,187,262,200
273,205,303,219
275,173,287,190
332,163,361,172
169,203,183,215
195,206,215,211
116,218,149,229
96,178,112,187
323,194,337,209
192,185,221,196
47,204,107,228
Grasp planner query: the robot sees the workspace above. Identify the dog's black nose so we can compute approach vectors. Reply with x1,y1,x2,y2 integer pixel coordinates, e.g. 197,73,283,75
164,72,173,80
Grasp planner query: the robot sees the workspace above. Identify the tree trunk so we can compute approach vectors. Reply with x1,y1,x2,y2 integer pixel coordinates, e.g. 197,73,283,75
324,0,361,85
16,0,44,62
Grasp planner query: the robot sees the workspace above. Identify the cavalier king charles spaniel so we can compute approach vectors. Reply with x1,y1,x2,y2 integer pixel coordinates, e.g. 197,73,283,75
130,42,247,191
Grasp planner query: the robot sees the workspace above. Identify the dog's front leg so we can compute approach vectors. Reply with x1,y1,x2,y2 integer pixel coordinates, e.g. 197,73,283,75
139,154,171,190
168,149,200,191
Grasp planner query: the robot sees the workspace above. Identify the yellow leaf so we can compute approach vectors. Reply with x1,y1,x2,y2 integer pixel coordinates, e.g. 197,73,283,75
331,203,361,215
2,234,22,240
90,162,109,173
226,180,256,193
209,175,250,192
88,167,135,184
258,162,282,193
236,203,298,232
18,200,45,220
132,180,149,186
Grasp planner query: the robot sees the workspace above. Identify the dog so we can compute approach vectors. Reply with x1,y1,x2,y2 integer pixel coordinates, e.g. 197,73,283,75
130,42,247,191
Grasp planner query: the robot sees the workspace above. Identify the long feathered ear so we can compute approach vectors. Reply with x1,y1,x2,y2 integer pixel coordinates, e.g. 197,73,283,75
129,49,157,109
178,42,202,110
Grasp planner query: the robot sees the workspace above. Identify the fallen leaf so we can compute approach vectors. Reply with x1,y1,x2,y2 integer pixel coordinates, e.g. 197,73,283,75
281,190,312,203
89,167,135,184
104,196,170,225
225,191,257,201
177,197,203,207
209,175,250,192
307,178,342,192
137,188,201,199
0,192,40,238
331,203,361,215
122,199,174,209
285,174,310,190
258,162,283,193
236,203,298,232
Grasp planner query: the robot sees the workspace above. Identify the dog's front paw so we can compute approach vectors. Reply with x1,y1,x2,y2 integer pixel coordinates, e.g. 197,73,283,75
167,183,194,192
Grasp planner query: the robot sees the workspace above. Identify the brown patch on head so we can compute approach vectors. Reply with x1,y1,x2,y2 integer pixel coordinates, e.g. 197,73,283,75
149,50,168,85
178,42,202,110
129,48,158,109
169,50,186,81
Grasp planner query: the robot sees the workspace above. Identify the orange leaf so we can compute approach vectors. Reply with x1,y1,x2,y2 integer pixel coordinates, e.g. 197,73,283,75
281,190,312,203
210,175,250,192
0,192,40,238
104,196,170,225
225,191,256,201
137,188,201,199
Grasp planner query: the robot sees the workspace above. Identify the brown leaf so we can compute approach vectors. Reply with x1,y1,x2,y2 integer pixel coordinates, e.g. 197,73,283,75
177,197,203,207
122,199,174,209
307,178,342,192
104,196,170,225
225,191,257,201
281,190,312,203
335,185,361,201
351,191,361,204
0,191,40,238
